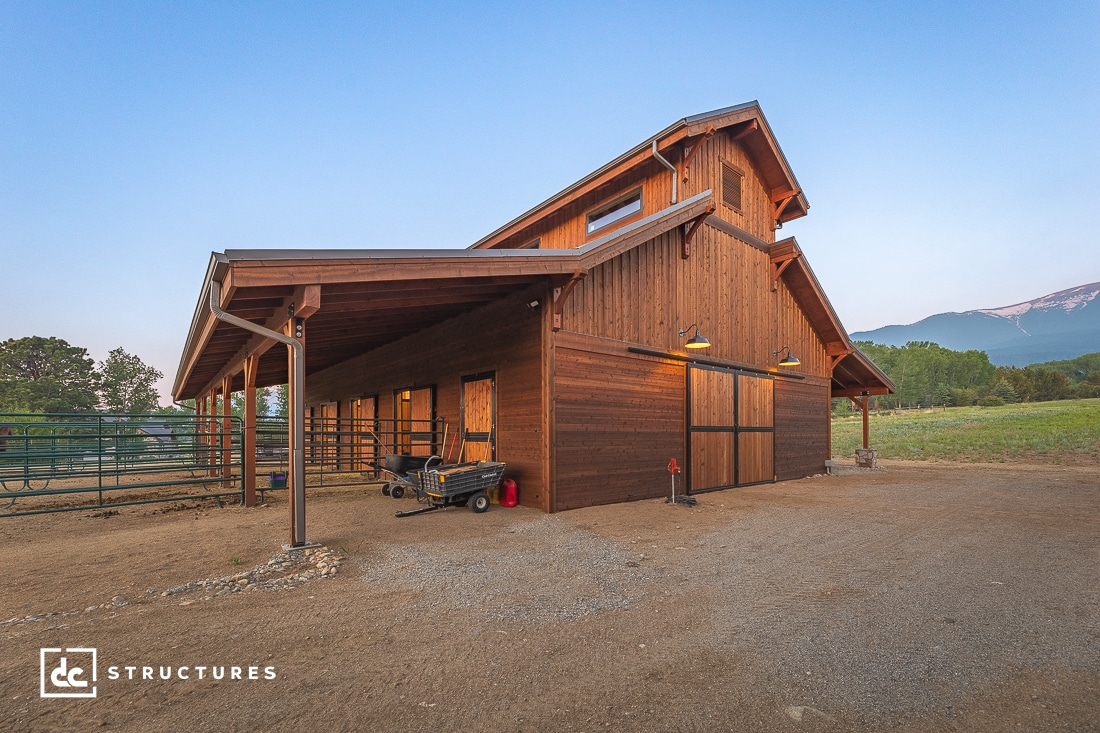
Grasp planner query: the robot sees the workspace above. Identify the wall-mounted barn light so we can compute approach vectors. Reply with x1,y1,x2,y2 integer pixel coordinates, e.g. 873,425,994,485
678,324,711,349
773,346,800,367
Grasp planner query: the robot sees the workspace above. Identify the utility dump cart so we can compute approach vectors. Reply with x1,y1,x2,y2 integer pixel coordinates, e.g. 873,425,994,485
395,460,506,518
376,453,439,499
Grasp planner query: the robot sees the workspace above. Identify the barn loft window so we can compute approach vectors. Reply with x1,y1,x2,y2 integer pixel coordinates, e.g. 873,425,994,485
721,163,743,212
586,189,642,235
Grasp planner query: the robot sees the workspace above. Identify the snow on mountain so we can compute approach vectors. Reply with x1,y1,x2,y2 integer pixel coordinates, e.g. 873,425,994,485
852,282,1100,366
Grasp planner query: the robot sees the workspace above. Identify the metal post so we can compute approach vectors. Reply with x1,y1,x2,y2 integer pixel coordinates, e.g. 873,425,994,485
243,354,258,507
209,280,310,547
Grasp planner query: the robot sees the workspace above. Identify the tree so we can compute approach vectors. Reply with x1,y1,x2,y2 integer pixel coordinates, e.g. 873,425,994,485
97,347,163,413
991,378,1018,403
0,336,100,412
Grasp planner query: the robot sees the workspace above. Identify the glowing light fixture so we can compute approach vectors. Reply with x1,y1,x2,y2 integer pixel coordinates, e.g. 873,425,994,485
678,323,711,349
774,346,800,367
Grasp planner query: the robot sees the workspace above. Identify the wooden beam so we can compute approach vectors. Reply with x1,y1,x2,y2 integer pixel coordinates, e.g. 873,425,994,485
679,126,716,183
770,250,800,290
730,120,758,141
680,204,715,259
772,194,794,230
197,285,322,399
551,269,587,332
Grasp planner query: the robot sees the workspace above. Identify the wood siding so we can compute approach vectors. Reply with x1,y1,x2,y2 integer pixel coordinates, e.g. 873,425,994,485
553,334,684,511
680,131,775,242
561,227,829,379
774,377,830,480
305,286,549,510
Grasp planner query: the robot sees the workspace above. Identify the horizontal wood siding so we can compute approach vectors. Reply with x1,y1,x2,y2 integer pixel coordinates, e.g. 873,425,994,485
305,286,548,510
774,377,830,481
553,341,684,511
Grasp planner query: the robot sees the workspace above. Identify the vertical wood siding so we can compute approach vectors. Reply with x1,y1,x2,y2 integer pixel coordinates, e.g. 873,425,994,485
680,131,774,243
305,286,549,510
562,228,828,379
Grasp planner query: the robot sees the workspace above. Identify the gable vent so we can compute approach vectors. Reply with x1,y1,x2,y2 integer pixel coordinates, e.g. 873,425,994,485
722,163,743,212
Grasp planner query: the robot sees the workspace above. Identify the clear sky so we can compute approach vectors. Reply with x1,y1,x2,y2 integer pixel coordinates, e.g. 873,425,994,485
3,1,1098,402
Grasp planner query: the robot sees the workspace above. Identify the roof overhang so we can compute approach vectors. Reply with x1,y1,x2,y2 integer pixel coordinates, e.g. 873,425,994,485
470,101,808,251
173,193,716,400
769,237,895,398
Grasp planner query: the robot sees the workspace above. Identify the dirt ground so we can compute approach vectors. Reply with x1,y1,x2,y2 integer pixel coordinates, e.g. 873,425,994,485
2,460,1098,732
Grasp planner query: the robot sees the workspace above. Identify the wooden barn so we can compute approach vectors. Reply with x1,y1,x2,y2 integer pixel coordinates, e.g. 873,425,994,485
174,101,893,527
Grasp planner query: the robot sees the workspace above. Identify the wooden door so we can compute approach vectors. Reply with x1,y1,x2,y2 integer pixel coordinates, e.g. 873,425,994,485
351,396,377,472
396,387,434,456
687,365,774,492
461,373,495,462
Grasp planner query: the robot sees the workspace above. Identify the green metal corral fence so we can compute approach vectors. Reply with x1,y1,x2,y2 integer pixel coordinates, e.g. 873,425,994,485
0,413,242,516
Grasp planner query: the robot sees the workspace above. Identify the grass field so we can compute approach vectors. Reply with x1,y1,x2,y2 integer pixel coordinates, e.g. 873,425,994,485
831,398,1100,462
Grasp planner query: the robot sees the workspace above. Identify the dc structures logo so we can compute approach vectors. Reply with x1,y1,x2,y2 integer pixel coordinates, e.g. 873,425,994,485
40,648,97,698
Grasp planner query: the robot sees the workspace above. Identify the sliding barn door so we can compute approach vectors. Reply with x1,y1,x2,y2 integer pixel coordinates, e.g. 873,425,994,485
688,365,774,492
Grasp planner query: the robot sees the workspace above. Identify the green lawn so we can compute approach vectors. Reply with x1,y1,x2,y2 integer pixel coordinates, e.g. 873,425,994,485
831,398,1100,462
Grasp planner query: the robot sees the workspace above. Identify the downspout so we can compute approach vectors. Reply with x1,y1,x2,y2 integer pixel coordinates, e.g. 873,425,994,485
209,280,308,547
652,140,678,204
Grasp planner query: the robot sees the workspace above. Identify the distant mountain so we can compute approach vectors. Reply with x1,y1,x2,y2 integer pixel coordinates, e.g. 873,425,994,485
852,282,1100,366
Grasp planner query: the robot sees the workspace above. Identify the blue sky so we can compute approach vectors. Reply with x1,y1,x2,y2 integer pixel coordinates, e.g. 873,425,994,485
2,1,1098,401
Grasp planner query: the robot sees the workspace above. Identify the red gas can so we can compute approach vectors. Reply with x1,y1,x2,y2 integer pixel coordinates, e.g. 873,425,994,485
499,478,518,507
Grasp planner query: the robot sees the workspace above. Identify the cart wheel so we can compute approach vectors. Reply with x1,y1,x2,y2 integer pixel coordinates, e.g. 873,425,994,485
381,484,391,497
391,485,405,499
469,491,490,513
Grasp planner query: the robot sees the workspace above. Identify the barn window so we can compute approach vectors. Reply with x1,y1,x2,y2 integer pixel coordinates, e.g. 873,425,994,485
586,189,643,235
722,163,743,212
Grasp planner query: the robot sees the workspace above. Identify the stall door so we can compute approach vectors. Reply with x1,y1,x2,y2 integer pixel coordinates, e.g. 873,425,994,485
461,373,495,462
351,396,378,472
395,387,434,456
688,365,774,492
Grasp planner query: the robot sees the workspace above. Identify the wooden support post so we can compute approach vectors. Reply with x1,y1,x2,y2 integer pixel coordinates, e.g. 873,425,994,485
208,391,219,477
861,393,870,450
221,374,233,486
243,354,258,507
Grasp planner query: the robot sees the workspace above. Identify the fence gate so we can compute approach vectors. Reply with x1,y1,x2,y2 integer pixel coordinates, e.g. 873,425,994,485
687,365,774,492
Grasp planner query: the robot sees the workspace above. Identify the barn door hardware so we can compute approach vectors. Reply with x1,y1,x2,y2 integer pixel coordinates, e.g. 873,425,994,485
551,269,587,332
